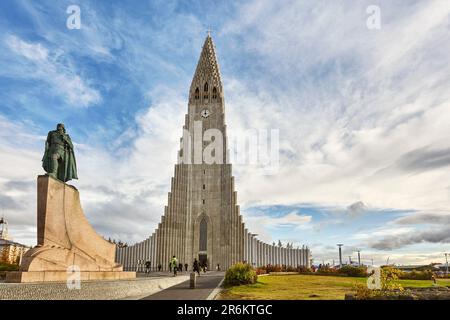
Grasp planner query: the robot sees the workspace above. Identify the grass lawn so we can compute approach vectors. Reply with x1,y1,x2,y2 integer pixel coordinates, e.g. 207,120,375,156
218,274,450,300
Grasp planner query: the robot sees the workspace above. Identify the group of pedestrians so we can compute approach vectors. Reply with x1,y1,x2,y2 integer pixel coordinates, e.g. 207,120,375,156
168,256,191,276
141,256,209,276
168,256,208,276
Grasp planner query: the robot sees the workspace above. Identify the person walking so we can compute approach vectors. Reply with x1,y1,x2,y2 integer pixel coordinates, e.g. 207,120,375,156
168,261,172,273
158,263,162,272
193,258,200,276
184,263,188,272
170,255,178,276
178,263,183,273
145,260,151,274
432,273,437,286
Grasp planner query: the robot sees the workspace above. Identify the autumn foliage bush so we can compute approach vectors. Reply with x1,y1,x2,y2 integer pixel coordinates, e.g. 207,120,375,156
266,264,282,272
338,265,368,277
398,269,433,280
296,266,311,273
224,262,258,286
260,264,312,273
317,266,339,275
255,267,267,275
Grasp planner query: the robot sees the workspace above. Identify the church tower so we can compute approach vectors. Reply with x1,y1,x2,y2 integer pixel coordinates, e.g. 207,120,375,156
116,35,311,271
155,35,244,269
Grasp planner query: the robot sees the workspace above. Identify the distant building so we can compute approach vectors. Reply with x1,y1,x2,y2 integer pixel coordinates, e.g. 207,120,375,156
0,239,29,265
0,216,8,240
0,217,30,265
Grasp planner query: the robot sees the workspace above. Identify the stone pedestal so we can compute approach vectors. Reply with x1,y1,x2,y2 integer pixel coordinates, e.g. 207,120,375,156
6,175,135,283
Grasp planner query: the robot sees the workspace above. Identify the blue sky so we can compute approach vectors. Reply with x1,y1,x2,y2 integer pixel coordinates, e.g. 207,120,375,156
1,0,450,266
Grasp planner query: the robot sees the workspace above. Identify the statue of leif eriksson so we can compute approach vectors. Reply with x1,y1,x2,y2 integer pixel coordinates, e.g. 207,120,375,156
42,123,78,182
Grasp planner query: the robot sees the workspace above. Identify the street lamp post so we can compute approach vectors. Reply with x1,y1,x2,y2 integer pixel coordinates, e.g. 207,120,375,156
445,253,448,276
337,244,343,268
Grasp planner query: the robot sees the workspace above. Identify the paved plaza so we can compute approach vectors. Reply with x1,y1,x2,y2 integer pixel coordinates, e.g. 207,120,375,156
141,271,224,300
0,273,190,300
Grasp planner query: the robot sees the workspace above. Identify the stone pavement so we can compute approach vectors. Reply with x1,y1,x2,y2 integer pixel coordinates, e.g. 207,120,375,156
136,271,191,277
0,274,189,300
141,271,225,300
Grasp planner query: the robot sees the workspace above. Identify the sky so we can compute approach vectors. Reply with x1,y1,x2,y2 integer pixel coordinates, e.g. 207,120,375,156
0,0,449,266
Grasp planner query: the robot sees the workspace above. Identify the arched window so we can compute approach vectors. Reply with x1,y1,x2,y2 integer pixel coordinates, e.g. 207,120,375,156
199,218,207,251
203,82,209,99
212,87,217,99
194,88,199,100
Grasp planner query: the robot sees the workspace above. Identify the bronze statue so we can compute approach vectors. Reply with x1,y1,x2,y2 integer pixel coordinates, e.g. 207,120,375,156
42,123,78,182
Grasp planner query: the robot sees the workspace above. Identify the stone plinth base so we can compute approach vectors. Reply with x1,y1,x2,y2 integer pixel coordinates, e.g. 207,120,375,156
15,175,135,283
6,271,136,283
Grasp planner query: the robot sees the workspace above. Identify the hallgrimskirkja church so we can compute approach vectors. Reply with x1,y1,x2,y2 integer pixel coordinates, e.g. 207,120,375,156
116,35,311,271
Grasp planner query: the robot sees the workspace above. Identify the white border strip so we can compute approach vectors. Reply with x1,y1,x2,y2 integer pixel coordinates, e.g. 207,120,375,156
206,277,225,300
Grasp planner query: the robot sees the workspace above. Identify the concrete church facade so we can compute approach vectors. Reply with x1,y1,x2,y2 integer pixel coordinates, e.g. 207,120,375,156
116,35,311,271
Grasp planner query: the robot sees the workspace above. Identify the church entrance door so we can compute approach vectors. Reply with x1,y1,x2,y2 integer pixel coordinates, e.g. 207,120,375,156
199,253,207,269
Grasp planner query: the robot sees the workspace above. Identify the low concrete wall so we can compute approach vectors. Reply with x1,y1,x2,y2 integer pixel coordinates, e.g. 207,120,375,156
0,275,189,300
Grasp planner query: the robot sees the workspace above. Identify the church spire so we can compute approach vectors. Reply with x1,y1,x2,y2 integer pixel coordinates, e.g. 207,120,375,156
189,34,222,103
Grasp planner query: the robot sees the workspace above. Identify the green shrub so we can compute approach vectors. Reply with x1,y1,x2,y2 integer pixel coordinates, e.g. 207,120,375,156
399,270,432,280
296,266,311,273
0,262,19,272
285,265,296,272
353,283,383,300
317,266,338,275
266,264,282,272
354,267,404,299
380,266,404,291
338,265,367,277
264,264,311,273
224,262,258,286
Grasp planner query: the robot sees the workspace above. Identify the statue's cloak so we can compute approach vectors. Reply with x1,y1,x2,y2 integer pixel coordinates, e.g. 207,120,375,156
42,133,78,182
62,146,78,182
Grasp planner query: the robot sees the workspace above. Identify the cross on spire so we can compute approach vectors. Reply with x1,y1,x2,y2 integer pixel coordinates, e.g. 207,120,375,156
206,26,213,36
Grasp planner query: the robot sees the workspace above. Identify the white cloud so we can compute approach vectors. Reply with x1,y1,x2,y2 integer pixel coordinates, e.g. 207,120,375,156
6,36,48,61
310,243,447,266
4,35,101,107
1,1,450,265
253,210,311,227
243,210,312,244
222,1,450,216
218,1,450,262
0,85,187,246
352,226,414,241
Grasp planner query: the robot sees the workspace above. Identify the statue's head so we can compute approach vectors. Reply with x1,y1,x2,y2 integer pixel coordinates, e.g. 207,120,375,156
56,123,65,133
